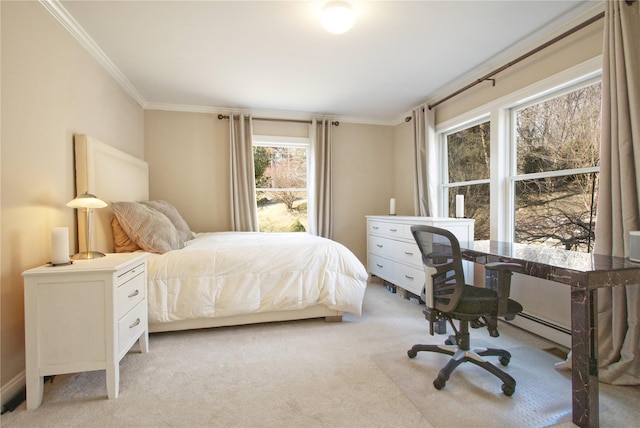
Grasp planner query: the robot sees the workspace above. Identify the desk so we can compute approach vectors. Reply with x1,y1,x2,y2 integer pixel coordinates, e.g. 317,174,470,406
459,241,640,428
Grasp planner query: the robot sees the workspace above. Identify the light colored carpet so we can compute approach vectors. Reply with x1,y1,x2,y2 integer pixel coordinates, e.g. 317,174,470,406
2,278,639,427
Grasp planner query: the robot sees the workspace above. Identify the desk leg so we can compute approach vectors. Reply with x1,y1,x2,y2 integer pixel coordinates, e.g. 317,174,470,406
571,288,599,428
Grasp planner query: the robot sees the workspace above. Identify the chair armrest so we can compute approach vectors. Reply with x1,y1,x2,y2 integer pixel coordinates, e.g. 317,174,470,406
484,262,523,317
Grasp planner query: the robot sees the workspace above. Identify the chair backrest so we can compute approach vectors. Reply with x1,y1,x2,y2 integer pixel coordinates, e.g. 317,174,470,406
411,225,466,313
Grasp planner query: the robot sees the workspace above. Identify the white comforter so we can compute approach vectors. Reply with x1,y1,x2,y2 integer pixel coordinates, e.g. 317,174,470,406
146,232,368,324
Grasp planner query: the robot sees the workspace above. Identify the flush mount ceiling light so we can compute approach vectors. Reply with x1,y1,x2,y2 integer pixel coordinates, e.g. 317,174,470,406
321,1,355,34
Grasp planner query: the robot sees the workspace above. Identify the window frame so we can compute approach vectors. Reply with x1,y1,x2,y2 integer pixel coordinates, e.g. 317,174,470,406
253,134,311,231
508,77,601,247
435,56,602,245
440,117,491,219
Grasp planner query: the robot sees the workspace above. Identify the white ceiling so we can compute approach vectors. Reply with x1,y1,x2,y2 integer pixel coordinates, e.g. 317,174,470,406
54,0,602,124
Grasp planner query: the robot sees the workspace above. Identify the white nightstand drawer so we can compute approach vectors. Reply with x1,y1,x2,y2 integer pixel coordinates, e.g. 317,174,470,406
116,262,145,286
118,271,145,318
118,300,147,354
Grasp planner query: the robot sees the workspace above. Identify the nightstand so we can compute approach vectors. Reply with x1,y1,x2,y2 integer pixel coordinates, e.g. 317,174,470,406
22,253,149,409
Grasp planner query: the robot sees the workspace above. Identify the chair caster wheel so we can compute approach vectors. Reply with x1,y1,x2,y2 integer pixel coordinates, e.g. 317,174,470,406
502,383,515,396
499,356,510,366
407,349,417,358
433,377,446,390
445,339,453,345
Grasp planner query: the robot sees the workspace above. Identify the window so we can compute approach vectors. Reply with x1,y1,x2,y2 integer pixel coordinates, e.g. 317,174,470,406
436,58,601,251
512,81,601,251
253,136,310,232
442,120,491,239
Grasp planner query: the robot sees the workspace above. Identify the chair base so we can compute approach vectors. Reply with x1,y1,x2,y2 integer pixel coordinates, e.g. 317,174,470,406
407,344,516,396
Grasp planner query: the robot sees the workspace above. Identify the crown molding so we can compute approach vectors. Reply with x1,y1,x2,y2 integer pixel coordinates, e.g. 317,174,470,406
39,0,147,108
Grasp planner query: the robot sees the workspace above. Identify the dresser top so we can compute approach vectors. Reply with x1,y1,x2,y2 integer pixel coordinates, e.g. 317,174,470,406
366,215,473,222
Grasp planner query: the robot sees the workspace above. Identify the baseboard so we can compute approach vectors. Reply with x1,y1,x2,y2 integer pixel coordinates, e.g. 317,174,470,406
1,371,26,410
507,312,571,349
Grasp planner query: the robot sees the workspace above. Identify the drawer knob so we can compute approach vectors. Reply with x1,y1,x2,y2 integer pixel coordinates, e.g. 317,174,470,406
404,251,414,256
129,318,141,329
128,289,140,298
376,244,383,248
376,263,384,268
405,275,414,280
389,228,398,232
372,226,379,230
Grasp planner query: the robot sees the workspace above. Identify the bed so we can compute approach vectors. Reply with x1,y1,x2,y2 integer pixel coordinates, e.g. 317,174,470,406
72,134,368,333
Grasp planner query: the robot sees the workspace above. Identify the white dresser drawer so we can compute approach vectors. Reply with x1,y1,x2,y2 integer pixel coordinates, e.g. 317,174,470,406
117,272,145,319
394,263,425,296
368,253,393,280
368,221,385,235
393,240,422,267
368,235,393,256
118,300,147,354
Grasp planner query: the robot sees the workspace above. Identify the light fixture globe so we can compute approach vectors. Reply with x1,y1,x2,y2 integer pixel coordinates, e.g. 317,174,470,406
321,1,355,34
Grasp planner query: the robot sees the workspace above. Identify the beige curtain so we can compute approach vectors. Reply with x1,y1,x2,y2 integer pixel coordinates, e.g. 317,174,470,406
229,113,259,232
309,118,332,238
595,0,640,385
412,104,438,216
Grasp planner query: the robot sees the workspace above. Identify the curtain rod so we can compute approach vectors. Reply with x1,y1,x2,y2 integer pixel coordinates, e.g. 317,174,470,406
424,11,605,112
217,114,339,126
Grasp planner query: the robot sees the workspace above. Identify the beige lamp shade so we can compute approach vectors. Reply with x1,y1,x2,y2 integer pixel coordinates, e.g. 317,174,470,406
66,192,108,209
67,192,108,259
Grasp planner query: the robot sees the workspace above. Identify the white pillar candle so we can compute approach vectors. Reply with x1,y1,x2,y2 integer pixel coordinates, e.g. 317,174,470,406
389,198,396,215
455,195,464,218
51,227,70,265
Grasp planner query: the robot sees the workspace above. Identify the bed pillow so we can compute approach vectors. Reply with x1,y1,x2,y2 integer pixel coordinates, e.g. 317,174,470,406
111,201,182,253
141,200,193,243
111,216,142,253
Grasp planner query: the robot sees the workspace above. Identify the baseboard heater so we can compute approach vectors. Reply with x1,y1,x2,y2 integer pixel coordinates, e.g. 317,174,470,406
508,311,571,348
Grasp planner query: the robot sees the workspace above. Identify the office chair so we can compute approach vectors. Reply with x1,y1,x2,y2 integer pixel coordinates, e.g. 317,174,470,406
407,225,523,396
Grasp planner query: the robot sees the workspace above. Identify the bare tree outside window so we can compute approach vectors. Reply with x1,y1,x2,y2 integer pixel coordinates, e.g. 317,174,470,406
254,144,308,232
446,121,491,240
514,83,601,252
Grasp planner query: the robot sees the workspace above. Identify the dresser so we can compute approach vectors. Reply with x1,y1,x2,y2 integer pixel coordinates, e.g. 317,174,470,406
366,216,474,296
22,253,148,409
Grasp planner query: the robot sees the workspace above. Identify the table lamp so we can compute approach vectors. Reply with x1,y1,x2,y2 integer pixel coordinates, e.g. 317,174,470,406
67,192,108,259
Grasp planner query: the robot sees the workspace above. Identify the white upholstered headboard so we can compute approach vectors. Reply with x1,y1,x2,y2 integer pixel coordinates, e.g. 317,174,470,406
73,134,149,254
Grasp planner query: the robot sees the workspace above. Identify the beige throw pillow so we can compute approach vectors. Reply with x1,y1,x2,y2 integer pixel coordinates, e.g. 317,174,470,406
141,200,193,243
111,217,142,253
112,201,182,253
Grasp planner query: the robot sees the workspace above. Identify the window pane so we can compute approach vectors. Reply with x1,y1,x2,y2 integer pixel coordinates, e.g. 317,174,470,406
254,145,308,233
448,184,490,240
257,190,307,232
514,173,598,252
447,121,490,182
516,83,601,174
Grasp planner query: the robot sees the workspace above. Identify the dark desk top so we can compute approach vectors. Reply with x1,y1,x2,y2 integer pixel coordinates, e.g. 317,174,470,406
460,240,640,289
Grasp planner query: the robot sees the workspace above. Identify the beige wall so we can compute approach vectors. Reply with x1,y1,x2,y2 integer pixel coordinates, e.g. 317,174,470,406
332,123,394,262
1,1,144,396
434,18,604,124
392,119,415,216
144,110,231,233
144,112,395,263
